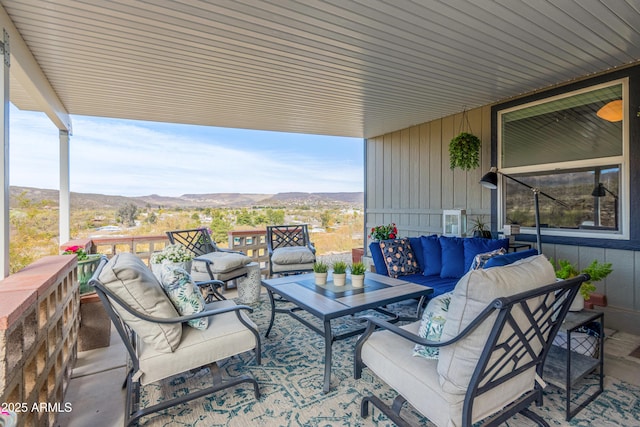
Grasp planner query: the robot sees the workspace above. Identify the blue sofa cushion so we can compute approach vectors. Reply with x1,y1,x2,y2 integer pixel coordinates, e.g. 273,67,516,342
484,248,539,268
408,236,425,271
369,241,388,275
379,238,420,278
463,237,510,271
399,274,458,298
421,235,442,276
439,236,465,279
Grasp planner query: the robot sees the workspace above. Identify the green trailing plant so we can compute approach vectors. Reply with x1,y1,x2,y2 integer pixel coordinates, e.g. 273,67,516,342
313,261,328,273
449,132,481,171
350,261,367,276
553,259,613,299
332,260,348,274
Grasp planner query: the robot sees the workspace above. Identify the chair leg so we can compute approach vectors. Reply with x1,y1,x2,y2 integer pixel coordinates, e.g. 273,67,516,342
519,408,551,427
360,395,412,427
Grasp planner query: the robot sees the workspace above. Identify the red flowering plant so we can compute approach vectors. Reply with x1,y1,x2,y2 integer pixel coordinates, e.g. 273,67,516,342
369,223,398,241
62,245,88,261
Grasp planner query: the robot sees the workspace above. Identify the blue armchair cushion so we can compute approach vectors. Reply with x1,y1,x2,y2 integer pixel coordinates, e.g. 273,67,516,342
408,236,425,271
484,248,539,268
380,238,420,278
421,234,442,276
439,236,466,279
463,238,510,271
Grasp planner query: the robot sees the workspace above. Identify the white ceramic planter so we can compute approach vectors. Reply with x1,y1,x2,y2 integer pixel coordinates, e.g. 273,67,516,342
351,274,365,288
569,293,585,311
314,272,328,285
333,273,346,286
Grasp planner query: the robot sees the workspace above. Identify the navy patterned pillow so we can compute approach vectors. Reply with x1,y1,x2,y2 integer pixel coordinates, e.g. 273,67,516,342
380,238,420,278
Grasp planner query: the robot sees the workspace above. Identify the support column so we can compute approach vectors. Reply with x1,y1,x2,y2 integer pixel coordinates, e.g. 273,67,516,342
59,130,70,245
0,30,9,278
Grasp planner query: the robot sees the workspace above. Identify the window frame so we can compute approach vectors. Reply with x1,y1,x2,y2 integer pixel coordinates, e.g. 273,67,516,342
496,78,629,241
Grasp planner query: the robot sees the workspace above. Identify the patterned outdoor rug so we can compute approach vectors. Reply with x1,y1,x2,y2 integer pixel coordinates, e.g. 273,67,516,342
138,296,640,426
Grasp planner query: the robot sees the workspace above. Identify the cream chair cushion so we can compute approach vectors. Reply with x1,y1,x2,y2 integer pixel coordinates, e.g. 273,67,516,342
192,252,252,274
437,254,556,394
98,252,182,353
271,246,316,265
137,299,258,385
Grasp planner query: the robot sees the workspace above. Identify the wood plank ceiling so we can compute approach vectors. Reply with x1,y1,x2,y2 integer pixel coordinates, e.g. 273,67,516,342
3,0,640,138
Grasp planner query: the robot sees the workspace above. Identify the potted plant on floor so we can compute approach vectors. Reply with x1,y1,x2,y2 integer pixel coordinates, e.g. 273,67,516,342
350,261,367,288
554,259,613,311
313,261,329,285
332,261,348,286
62,245,111,351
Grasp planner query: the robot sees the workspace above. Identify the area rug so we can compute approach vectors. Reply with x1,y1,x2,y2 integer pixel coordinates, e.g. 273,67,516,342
138,296,640,426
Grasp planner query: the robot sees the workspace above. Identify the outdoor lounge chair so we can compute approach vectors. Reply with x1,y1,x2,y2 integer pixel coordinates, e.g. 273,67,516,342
167,228,251,294
266,224,316,277
354,254,588,427
89,253,261,427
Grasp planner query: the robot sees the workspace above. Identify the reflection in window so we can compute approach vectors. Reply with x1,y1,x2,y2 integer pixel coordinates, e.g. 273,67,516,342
504,167,620,231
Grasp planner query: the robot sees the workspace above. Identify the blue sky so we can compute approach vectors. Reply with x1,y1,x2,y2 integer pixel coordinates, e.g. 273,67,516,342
9,104,364,197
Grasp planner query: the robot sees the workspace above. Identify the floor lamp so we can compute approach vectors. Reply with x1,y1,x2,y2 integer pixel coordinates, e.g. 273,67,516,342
480,167,569,254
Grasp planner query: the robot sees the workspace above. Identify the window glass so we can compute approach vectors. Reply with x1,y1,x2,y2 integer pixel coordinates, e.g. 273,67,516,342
498,80,625,236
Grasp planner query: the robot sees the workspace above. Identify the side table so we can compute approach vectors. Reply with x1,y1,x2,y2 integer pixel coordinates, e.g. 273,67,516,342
543,310,604,420
236,262,262,304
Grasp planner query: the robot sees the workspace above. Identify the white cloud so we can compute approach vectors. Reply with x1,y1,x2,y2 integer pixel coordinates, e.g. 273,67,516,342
10,107,364,196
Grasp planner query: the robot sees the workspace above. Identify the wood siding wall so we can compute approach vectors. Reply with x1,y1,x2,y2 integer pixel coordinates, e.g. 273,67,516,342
364,106,640,334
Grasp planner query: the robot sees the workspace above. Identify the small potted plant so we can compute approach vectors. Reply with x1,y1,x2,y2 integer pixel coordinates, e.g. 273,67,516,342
554,259,613,311
332,260,348,286
449,131,481,171
313,261,329,285
350,261,367,288
369,223,398,241
469,216,492,238
150,244,193,280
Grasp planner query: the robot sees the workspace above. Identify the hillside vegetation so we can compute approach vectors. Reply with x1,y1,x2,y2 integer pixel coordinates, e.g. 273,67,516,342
9,187,364,273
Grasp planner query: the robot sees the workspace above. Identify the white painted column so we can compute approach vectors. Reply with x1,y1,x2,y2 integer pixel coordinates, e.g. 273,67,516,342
0,30,9,277
59,130,70,245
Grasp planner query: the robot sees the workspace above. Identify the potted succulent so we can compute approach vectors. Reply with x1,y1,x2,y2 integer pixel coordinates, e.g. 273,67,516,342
449,132,481,171
470,216,492,238
350,261,367,288
150,244,193,281
554,259,613,311
332,260,348,287
313,261,329,285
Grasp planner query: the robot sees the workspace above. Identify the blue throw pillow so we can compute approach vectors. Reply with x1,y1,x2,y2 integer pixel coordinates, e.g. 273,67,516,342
463,238,510,271
369,241,388,275
439,236,465,279
421,235,442,276
484,248,539,269
409,236,425,272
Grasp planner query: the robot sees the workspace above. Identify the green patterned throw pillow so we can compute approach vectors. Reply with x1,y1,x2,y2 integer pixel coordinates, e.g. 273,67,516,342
413,292,452,359
160,264,208,330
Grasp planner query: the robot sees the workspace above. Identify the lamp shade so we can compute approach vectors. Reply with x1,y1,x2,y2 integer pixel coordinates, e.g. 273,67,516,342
592,183,606,197
480,168,498,189
596,100,623,122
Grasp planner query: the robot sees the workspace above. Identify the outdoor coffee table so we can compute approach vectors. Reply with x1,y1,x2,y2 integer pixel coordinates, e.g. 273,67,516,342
261,272,433,393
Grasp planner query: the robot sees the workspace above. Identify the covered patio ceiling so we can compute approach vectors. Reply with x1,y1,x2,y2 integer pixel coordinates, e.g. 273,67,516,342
2,0,640,139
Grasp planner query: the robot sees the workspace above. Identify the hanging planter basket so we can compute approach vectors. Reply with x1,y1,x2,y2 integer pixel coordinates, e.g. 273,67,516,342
449,132,481,171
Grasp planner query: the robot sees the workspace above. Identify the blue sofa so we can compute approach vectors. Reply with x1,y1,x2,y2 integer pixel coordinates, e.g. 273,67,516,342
369,235,538,298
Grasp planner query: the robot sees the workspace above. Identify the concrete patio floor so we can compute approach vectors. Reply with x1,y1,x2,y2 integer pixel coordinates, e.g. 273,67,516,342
56,286,640,427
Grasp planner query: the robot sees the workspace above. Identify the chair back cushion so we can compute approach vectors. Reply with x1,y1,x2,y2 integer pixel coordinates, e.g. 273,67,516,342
271,246,316,265
98,252,182,353
193,252,252,274
437,254,556,394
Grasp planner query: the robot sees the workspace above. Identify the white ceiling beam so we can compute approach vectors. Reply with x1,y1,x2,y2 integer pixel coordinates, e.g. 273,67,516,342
0,4,71,132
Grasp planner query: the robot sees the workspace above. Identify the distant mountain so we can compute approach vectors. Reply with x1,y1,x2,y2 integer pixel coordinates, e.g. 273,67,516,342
10,186,363,209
